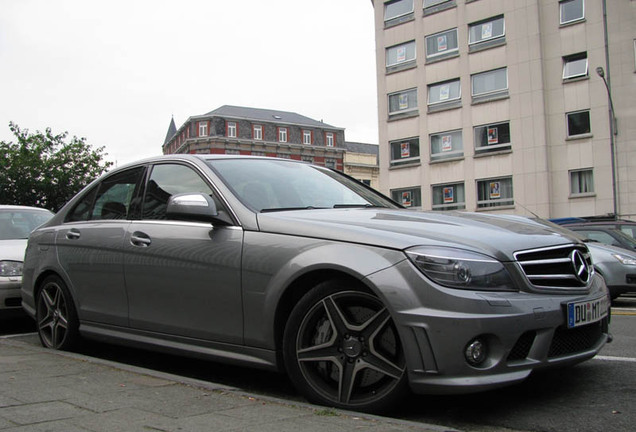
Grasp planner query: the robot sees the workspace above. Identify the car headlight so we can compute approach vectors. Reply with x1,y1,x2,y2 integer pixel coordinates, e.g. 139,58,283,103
612,254,636,265
405,246,515,291
0,260,23,277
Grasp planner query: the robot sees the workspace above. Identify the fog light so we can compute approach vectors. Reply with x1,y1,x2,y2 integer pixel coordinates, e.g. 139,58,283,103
465,339,487,366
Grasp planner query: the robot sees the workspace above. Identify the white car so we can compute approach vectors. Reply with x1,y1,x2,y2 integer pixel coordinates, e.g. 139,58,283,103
0,205,53,316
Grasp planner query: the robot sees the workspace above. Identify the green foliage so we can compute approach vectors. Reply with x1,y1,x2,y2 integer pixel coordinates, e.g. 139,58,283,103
0,122,113,211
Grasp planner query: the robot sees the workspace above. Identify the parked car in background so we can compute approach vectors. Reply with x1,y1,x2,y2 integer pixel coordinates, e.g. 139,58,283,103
550,217,636,250
21,156,611,413
585,242,636,301
0,205,54,317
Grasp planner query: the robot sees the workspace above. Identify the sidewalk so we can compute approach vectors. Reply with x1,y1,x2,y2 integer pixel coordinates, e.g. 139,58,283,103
0,335,457,432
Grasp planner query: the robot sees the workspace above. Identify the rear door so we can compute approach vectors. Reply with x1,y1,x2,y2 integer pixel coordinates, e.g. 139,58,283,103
56,166,145,326
123,162,244,343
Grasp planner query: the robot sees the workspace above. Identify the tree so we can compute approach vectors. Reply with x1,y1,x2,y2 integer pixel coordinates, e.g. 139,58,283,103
0,122,113,211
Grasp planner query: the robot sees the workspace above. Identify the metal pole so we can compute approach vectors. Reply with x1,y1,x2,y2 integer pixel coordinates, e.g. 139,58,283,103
599,0,618,219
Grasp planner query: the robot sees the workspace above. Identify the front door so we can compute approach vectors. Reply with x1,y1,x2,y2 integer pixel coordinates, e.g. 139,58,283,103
123,162,243,343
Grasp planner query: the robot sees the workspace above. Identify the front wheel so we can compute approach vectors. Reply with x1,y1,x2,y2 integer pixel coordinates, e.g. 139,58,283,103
36,275,79,350
283,281,408,413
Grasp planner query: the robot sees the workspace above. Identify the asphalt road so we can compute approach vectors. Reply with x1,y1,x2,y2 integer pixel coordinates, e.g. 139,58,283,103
2,295,635,432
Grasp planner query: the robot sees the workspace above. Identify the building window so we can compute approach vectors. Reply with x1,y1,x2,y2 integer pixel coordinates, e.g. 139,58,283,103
432,182,466,210
325,158,337,169
424,0,450,7
303,130,313,145
428,79,461,106
430,130,463,162
471,68,508,101
469,16,505,49
389,88,418,116
560,0,584,25
566,110,591,137
390,137,420,166
391,187,421,208
474,121,511,154
386,40,416,71
563,53,588,80
325,132,335,147
278,127,288,143
570,169,594,196
426,28,458,61
302,156,314,163
384,0,414,24
423,0,455,15
253,124,263,140
477,177,514,208
198,122,208,137
227,121,237,138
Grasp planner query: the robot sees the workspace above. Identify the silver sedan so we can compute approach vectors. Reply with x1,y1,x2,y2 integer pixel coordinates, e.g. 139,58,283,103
21,156,610,413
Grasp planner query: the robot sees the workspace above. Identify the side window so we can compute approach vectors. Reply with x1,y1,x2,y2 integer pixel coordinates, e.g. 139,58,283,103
91,168,144,220
65,167,144,222
66,186,99,222
142,164,218,220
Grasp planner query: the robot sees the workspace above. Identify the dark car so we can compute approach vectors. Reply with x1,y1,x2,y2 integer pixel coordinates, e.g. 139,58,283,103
551,217,636,244
21,156,610,413
554,223,636,252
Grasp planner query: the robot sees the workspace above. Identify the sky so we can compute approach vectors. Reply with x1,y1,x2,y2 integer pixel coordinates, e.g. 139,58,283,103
0,0,379,167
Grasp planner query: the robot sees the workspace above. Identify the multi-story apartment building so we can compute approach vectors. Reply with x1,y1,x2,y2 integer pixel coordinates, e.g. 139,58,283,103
163,105,345,170
372,0,635,219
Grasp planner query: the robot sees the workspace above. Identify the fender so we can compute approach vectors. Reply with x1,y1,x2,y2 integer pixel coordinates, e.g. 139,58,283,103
240,230,406,349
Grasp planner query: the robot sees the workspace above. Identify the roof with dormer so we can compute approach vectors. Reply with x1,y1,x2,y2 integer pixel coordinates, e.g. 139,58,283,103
201,105,342,130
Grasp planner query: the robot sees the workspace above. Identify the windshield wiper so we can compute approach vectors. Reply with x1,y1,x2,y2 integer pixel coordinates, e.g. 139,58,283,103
260,206,328,213
333,204,384,209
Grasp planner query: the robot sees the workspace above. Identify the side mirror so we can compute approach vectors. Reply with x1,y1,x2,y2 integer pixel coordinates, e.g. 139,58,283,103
166,193,221,223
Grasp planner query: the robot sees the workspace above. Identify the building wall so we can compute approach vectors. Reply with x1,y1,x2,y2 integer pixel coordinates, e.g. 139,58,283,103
343,151,380,189
373,0,635,220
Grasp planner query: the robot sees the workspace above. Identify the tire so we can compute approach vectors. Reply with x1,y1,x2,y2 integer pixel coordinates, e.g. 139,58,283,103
283,280,408,413
36,275,80,350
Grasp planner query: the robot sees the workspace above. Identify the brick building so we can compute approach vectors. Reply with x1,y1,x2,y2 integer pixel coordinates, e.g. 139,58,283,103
163,105,346,171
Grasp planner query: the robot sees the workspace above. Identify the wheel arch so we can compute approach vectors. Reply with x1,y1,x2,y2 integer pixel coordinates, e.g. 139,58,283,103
31,270,79,316
272,268,384,370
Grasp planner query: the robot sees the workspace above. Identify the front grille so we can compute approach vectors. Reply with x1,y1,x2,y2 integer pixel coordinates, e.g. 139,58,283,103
548,319,605,358
514,244,593,290
507,331,536,361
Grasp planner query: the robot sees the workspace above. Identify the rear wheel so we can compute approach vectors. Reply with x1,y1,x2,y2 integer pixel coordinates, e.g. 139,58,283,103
36,275,79,350
283,280,408,413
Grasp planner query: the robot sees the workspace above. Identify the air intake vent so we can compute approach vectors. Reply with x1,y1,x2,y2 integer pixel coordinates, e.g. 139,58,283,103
514,244,593,290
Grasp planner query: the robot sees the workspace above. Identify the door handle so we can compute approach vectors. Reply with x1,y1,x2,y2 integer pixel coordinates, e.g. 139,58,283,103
66,229,81,240
130,232,151,247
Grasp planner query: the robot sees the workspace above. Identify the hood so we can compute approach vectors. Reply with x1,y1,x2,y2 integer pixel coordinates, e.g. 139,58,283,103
0,239,28,262
256,209,580,261
586,241,636,258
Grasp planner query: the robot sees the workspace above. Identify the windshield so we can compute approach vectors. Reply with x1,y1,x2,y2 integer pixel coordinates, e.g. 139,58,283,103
206,158,399,212
0,209,53,240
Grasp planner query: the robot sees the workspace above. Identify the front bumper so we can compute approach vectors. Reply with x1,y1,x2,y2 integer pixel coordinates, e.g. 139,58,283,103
366,259,610,395
0,276,24,311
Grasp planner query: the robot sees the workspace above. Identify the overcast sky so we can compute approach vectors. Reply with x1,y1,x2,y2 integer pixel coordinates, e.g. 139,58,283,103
0,0,379,166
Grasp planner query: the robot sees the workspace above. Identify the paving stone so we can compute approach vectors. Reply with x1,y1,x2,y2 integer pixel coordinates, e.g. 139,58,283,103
0,401,89,425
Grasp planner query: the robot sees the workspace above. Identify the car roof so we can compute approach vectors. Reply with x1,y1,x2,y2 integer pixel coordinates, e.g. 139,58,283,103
114,154,311,171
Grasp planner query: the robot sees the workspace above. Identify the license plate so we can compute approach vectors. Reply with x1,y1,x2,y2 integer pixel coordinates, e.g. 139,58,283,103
567,297,608,328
